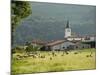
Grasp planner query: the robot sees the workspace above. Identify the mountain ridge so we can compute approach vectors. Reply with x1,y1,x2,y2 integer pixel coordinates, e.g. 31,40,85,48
13,2,96,46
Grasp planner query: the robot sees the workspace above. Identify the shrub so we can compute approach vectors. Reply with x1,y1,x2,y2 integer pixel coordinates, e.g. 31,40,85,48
12,48,16,54
25,45,40,52
25,45,33,52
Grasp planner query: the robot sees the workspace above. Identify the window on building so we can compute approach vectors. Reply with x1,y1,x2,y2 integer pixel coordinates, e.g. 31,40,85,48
76,46,78,48
63,47,65,49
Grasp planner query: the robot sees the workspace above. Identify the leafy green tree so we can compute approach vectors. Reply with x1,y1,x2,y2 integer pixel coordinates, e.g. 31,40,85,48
11,1,32,47
33,46,40,51
25,44,33,52
11,1,32,32
25,45,40,52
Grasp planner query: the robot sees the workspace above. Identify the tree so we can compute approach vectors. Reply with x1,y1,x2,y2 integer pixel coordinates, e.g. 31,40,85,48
25,44,33,52
11,1,32,46
11,1,32,32
25,44,40,52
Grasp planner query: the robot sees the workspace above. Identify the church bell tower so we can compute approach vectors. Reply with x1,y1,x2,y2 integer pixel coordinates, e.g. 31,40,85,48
64,20,71,38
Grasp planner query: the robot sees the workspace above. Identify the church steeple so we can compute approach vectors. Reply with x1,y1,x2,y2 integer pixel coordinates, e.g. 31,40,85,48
64,20,71,38
66,20,69,28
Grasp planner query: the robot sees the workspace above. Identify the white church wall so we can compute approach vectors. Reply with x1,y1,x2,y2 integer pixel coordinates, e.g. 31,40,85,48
51,41,75,50
74,38,82,40
90,37,96,41
64,28,71,38
51,44,61,50
67,38,74,41
67,37,82,41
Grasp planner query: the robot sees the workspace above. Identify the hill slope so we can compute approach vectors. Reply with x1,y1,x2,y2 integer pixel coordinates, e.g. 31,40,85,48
13,2,96,46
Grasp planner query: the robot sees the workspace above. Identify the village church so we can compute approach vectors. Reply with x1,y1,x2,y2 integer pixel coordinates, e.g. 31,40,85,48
31,20,96,51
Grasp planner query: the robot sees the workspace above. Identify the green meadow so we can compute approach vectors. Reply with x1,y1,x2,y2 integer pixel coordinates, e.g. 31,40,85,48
11,48,96,74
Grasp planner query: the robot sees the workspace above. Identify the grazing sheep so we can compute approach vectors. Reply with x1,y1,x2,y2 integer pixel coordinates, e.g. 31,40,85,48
38,53,40,56
51,52,57,57
52,52,55,56
89,54,92,57
50,57,52,60
23,55,28,58
40,55,45,58
38,54,41,58
89,53,93,57
16,55,23,58
61,54,64,56
90,52,93,57
32,55,37,58
16,57,21,60
65,52,69,55
74,52,78,54
29,54,36,57
86,52,93,57
34,52,38,55
54,54,57,56
16,55,23,60
86,54,92,57
86,55,90,57
62,52,65,55
48,53,51,56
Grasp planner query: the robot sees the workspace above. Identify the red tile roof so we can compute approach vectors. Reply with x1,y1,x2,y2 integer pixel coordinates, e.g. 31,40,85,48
46,40,67,46
32,39,46,45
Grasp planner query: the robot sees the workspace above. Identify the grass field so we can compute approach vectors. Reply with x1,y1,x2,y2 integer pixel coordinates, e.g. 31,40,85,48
11,48,96,75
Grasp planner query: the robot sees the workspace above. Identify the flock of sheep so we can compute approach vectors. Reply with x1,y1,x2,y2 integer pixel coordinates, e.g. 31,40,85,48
14,50,93,61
